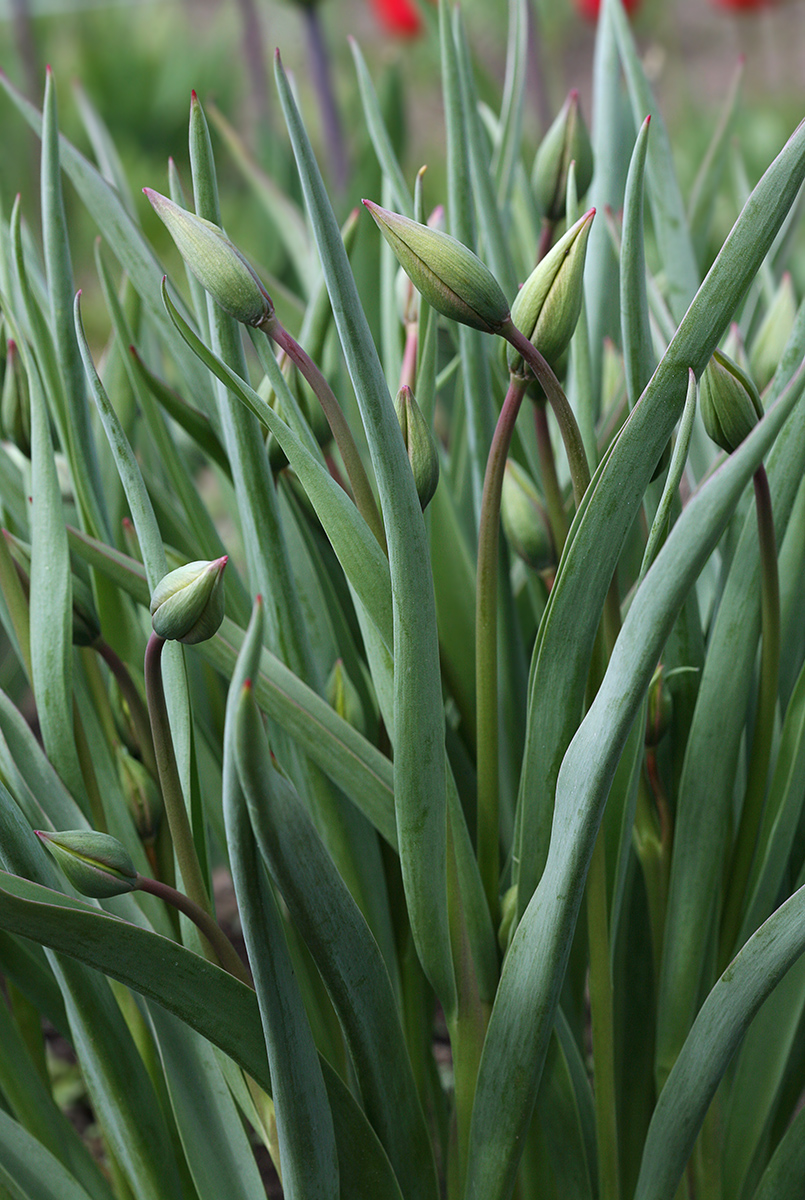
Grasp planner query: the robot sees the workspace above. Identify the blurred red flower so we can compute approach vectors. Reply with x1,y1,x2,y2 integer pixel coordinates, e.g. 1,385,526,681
368,0,423,36
574,0,641,19
710,0,778,9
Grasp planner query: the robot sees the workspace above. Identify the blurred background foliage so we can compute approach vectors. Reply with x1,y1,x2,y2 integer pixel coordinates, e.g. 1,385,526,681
0,0,803,331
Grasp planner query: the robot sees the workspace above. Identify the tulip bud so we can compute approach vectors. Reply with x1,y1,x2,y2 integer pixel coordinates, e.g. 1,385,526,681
35,829,138,898
326,659,365,735
144,189,273,327
394,385,440,510
645,666,673,748
150,557,227,645
507,208,595,376
1,340,31,457
362,200,511,335
749,272,797,392
532,90,594,222
700,349,763,454
117,746,162,845
501,460,554,572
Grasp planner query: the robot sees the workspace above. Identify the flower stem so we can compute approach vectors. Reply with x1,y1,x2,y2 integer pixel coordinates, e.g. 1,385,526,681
501,321,591,507
136,873,253,988
144,632,211,918
476,375,529,919
260,316,387,552
719,463,780,965
533,402,569,556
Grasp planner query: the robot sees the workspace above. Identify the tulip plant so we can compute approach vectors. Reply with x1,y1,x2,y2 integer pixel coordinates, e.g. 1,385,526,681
1,1,805,1198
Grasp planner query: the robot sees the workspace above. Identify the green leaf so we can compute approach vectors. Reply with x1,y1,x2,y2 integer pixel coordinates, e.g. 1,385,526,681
608,0,700,322
0,71,214,408
657,353,805,1086
514,112,805,922
276,51,456,1013
161,282,393,652
0,1109,98,1200
42,69,109,545
235,667,439,1200
349,38,413,219
0,992,114,1200
223,598,339,1200
620,114,655,410
147,1005,269,1200
466,365,805,1200
635,880,805,1200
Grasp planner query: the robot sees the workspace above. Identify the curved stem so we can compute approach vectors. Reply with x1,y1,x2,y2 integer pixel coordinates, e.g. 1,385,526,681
720,464,780,965
260,316,387,552
476,375,529,919
144,633,211,917
501,321,591,507
136,873,253,988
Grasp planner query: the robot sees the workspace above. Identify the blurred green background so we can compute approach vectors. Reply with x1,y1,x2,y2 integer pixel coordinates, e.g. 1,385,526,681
1,0,803,328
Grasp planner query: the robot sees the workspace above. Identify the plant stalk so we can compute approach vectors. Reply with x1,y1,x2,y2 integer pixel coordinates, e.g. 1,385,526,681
136,873,253,988
260,315,387,551
501,321,591,507
144,632,211,918
476,374,529,919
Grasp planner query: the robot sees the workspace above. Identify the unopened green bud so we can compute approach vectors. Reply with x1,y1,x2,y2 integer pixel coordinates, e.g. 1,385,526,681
507,208,595,375
1,340,31,457
117,746,162,845
645,666,673,748
750,272,797,392
532,90,594,222
36,829,138,898
144,189,273,327
150,556,227,644
394,385,440,510
700,349,762,455
501,459,554,572
362,199,511,335
326,659,365,735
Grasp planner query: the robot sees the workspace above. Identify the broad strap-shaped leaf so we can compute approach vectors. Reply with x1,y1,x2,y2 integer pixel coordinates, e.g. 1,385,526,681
0,1108,99,1200
635,879,805,1200
222,597,339,1200
466,365,805,1200
234,662,439,1200
514,114,805,920
276,51,456,1013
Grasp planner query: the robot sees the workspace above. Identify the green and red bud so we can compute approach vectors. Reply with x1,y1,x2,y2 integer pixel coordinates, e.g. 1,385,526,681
362,199,511,335
532,89,594,222
144,189,273,327
150,556,228,645
700,349,763,454
507,208,595,375
500,459,554,573
394,385,440,510
36,829,138,898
